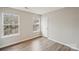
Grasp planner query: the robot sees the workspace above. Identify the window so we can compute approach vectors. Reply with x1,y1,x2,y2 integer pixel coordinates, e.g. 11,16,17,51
1,13,20,38
33,15,41,33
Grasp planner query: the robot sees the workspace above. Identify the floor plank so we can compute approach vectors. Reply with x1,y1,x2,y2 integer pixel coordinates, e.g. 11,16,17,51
0,37,77,51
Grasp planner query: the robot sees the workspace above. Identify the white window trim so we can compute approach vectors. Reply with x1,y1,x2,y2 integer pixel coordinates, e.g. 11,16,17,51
1,13,20,38
33,15,41,33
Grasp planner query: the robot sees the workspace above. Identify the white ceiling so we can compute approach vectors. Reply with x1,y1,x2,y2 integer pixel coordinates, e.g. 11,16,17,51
11,7,64,14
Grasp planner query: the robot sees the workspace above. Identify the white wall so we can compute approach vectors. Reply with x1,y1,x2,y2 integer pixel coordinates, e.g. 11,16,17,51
44,7,79,50
0,7,41,48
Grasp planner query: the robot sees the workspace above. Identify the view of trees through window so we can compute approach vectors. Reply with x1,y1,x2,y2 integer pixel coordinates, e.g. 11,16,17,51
2,13,20,37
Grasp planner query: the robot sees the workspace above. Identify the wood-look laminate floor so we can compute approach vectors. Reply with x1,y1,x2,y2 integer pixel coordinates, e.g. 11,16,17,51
0,37,77,51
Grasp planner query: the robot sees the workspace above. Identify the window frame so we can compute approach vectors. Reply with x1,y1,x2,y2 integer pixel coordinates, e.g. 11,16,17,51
33,15,41,33
1,13,20,38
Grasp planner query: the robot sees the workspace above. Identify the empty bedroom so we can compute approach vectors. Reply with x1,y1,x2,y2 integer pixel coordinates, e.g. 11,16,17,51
0,7,79,51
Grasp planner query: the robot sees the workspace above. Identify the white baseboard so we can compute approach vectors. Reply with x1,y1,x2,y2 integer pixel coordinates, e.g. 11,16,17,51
48,37,79,51
0,33,41,49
